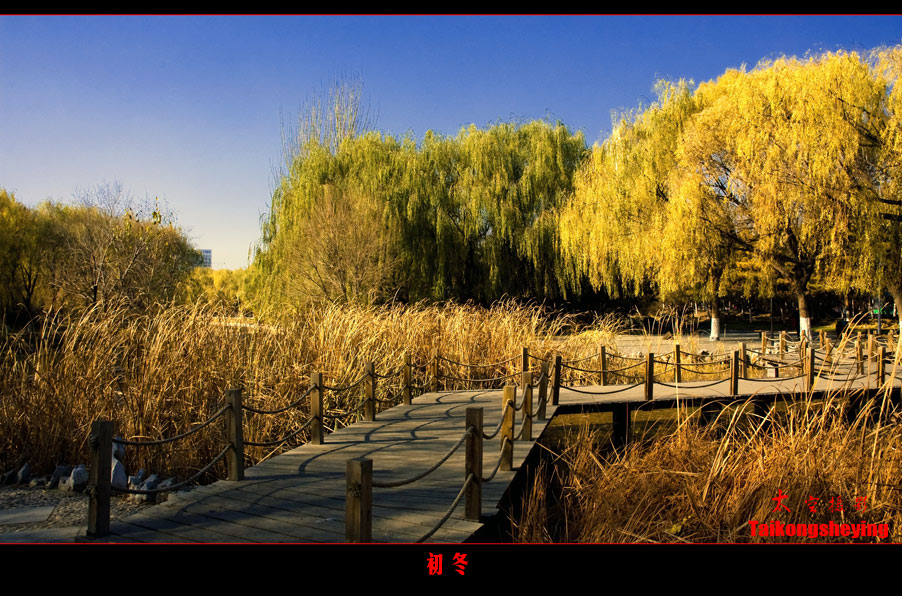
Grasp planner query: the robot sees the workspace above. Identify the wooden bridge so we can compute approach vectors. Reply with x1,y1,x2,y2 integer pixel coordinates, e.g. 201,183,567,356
80,331,902,543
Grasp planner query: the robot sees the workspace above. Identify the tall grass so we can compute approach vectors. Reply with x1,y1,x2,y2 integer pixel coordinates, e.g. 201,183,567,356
515,388,902,543
0,300,609,480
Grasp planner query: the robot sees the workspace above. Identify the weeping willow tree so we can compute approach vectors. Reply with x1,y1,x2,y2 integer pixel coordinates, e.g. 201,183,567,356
559,80,737,335
863,46,902,333
561,49,893,337
251,84,587,312
677,50,886,337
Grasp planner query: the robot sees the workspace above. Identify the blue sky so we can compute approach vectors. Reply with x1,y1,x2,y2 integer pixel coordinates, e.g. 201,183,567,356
2,15,902,269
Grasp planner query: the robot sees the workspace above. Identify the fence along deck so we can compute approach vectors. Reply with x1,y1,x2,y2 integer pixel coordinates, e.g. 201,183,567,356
81,333,902,543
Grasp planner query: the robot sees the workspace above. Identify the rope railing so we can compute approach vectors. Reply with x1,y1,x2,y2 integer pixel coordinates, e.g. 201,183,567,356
321,373,368,393
241,386,315,415
436,353,519,368
560,382,643,395
89,340,898,542
111,406,230,446
414,474,475,543
109,446,231,496
244,417,316,447
372,427,473,489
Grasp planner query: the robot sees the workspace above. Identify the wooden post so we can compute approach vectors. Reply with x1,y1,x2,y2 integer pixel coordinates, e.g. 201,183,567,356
878,346,887,387
537,360,549,421
551,355,562,406
599,345,608,385
465,408,483,522
856,339,863,375
430,352,440,393
868,333,875,367
402,353,412,405
501,386,515,471
346,458,372,543
730,350,739,396
806,348,815,392
311,372,324,445
761,332,767,356
612,403,631,450
364,362,375,421
521,350,532,441
739,343,747,379
226,388,244,482
674,344,682,384
780,331,786,361
86,420,113,538
819,329,826,349
824,338,833,367
645,352,654,401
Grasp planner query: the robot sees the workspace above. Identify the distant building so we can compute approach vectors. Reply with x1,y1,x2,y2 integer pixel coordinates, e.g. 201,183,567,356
200,249,212,268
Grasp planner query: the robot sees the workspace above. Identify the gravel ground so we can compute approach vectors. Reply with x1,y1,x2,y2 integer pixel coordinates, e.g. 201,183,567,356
0,484,154,541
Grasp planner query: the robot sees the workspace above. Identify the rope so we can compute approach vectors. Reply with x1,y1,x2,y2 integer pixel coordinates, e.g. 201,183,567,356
613,354,647,362
512,423,525,440
481,453,504,483
561,352,601,365
321,373,368,393
669,378,731,389
560,382,643,395
244,417,315,447
437,354,519,368
560,361,602,374
111,445,230,495
373,390,400,404
527,372,548,389
113,406,229,446
441,371,521,383
414,474,474,543
527,352,553,363
597,360,646,374
676,366,729,376
482,416,505,440
242,386,315,415
371,428,473,489
679,358,731,369
372,368,401,379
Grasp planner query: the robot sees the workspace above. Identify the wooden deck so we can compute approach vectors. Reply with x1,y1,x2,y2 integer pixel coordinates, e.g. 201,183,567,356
102,388,555,543
95,354,901,543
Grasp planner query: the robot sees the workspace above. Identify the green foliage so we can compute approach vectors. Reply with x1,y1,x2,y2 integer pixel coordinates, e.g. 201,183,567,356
252,119,587,311
0,184,201,318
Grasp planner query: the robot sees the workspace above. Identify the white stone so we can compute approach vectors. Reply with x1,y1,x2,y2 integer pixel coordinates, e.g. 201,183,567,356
111,457,127,489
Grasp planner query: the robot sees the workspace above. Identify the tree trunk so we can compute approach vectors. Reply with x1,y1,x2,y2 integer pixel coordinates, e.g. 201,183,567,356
797,292,811,339
710,295,721,341
888,284,902,335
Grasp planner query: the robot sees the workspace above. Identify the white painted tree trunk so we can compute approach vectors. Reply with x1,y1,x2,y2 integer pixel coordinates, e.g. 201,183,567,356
710,317,721,341
799,317,811,339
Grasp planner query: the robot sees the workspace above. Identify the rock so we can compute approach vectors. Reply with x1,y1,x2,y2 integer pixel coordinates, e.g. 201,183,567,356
128,469,146,489
48,465,73,489
17,463,31,485
111,457,127,489
29,476,47,488
133,474,160,503
69,465,89,492
112,437,126,461
156,477,177,502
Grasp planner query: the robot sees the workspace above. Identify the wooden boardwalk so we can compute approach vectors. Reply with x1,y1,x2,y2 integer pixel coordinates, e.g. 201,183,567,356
89,340,902,544
101,388,556,543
